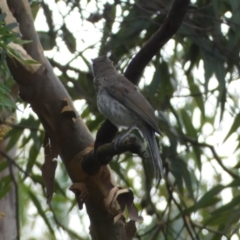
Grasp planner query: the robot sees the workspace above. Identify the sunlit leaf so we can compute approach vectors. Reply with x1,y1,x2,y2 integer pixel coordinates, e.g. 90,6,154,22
223,112,240,142
5,128,23,151
211,194,240,216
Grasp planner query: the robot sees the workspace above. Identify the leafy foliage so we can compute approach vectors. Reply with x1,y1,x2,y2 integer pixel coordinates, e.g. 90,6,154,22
1,0,240,239
0,12,26,114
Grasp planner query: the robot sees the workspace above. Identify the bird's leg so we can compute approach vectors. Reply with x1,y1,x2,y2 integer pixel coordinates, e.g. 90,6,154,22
113,123,137,149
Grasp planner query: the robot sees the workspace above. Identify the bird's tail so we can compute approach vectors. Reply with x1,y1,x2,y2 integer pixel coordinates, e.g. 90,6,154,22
141,124,163,180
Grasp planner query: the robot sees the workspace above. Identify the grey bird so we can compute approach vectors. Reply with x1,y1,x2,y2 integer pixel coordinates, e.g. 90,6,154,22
92,56,163,179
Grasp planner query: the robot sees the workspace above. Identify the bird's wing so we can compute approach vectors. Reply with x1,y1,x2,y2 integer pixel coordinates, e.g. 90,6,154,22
104,74,161,134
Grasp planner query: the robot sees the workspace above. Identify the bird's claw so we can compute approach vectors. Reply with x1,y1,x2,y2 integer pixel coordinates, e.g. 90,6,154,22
113,134,125,150
113,125,137,150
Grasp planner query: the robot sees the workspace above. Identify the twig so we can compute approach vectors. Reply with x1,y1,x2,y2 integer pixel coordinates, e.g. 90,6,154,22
48,204,84,240
173,88,217,98
166,179,197,240
95,134,147,164
183,136,239,179
192,222,226,236
0,150,44,185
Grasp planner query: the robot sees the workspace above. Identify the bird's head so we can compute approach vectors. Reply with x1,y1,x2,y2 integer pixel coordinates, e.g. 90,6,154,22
91,56,117,78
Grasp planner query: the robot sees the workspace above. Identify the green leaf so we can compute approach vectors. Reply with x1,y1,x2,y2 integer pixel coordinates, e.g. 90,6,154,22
0,175,11,200
0,161,8,172
214,61,226,122
203,56,213,92
193,146,202,170
223,112,240,142
194,185,224,211
192,180,240,214
0,13,7,22
180,109,202,168
5,128,23,151
24,128,43,175
204,210,233,226
211,194,240,216
227,178,240,188
184,43,200,74
62,24,76,54
18,115,40,129
31,2,40,20
28,189,55,235
19,135,32,148
38,31,55,50
0,81,10,94
187,75,205,117
149,60,170,97
180,109,197,139
0,97,16,110
5,22,18,30
170,157,184,194
181,160,195,200
0,48,7,65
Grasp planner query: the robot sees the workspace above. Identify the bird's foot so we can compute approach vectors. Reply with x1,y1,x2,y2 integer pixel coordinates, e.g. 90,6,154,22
113,124,138,150
113,133,127,150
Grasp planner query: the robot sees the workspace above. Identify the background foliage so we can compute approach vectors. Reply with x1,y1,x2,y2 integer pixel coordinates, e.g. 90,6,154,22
1,0,240,239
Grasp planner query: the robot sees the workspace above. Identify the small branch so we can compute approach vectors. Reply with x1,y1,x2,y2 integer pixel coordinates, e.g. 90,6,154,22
173,88,217,98
83,134,147,175
183,136,239,179
166,179,197,240
48,204,84,240
192,222,226,237
95,134,147,164
0,150,44,185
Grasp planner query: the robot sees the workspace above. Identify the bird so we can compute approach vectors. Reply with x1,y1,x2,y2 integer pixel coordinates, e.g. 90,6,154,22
91,56,163,179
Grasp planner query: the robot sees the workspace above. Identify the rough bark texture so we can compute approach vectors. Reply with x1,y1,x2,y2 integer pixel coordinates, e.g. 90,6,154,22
3,0,190,239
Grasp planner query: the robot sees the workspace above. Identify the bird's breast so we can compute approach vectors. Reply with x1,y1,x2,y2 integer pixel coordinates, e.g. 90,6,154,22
97,90,138,128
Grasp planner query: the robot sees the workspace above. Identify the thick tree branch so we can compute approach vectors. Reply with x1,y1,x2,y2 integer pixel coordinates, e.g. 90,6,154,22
95,135,147,164
125,0,190,84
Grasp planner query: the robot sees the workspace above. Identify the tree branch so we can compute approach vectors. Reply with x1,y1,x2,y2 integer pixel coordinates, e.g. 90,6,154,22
95,135,147,164
125,0,190,84
183,136,239,179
